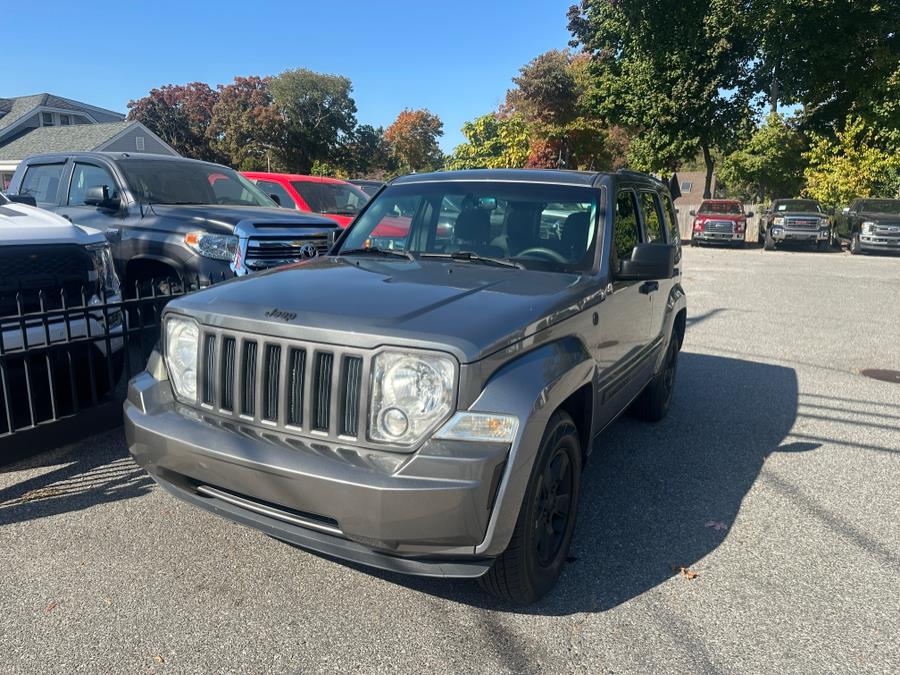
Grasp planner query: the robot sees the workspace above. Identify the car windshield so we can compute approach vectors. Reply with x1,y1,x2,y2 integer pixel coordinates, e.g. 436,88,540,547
118,159,277,207
292,181,369,216
775,200,821,213
859,199,900,215
699,201,742,214
338,181,601,272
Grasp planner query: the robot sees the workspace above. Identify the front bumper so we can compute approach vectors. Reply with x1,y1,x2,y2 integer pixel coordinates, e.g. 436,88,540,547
771,227,829,243
860,234,900,251
693,230,744,242
124,371,509,577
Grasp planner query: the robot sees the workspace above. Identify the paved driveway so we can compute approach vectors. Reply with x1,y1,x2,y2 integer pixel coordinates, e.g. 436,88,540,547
1,245,898,673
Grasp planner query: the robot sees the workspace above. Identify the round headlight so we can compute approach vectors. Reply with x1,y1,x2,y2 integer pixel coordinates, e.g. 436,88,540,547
369,351,456,446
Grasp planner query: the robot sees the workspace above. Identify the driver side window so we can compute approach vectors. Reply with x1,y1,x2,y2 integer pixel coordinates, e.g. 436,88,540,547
68,163,118,206
613,191,641,272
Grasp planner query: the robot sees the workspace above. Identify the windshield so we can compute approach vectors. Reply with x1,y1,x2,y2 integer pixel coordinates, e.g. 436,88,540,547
699,201,742,214
292,181,369,216
118,159,277,207
338,181,601,272
859,199,900,215
775,200,821,213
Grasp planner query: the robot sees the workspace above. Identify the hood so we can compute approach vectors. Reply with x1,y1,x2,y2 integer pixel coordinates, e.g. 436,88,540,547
694,213,745,221
169,257,593,363
771,211,825,219
314,212,354,228
0,202,104,246
146,204,339,234
857,212,900,223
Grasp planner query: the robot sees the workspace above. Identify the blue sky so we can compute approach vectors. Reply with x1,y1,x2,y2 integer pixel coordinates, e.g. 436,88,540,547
4,0,575,152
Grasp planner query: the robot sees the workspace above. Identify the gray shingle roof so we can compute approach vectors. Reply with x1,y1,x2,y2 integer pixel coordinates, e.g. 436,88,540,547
0,121,135,160
0,93,124,130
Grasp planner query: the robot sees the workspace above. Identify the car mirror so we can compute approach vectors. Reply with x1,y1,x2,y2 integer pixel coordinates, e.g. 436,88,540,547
7,194,37,207
689,209,696,216
842,207,850,215
84,185,120,210
746,211,754,218
616,243,675,281
269,193,282,207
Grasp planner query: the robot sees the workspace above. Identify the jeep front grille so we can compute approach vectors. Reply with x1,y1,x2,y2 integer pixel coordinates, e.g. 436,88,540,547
197,329,369,441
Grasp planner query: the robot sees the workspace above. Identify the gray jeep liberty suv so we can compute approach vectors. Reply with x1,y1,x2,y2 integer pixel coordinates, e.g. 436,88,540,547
125,168,687,603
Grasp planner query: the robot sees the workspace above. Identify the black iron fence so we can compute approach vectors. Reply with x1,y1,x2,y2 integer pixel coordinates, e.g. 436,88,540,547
0,276,221,449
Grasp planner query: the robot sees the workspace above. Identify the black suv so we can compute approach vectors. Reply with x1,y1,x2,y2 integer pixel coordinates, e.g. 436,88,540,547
125,168,687,604
838,198,900,254
6,153,339,292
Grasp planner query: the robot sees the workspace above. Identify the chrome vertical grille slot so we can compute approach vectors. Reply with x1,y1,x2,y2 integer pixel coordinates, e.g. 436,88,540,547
287,348,306,427
240,340,258,417
220,337,236,411
262,344,281,421
340,356,363,437
313,352,334,431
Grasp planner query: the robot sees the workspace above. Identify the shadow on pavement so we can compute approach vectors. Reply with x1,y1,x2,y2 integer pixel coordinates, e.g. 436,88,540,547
344,352,810,615
0,429,152,526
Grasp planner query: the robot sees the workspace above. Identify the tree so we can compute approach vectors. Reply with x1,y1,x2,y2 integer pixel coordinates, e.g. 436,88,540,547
127,82,222,161
208,76,282,171
337,124,394,178
753,0,900,131
384,109,444,173
447,113,529,170
268,68,358,174
803,116,900,206
719,113,807,201
568,0,757,197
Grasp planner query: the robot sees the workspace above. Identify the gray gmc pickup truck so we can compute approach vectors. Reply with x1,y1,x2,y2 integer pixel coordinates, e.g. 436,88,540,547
125,169,687,603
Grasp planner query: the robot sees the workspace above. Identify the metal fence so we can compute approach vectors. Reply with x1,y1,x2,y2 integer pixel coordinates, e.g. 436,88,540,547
0,276,220,451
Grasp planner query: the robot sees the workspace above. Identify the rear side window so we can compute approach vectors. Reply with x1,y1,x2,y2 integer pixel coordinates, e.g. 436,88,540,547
661,193,679,243
638,192,664,242
613,191,641,270
68,163,119,206
255,179,295,208
20,163,65,205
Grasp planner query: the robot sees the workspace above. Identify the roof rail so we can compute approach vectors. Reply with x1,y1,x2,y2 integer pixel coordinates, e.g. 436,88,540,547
616,168,667,185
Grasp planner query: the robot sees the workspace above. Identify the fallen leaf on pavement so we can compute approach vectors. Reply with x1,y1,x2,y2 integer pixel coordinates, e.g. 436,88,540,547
153,655,165,664
44,602,57,614
670,564,699,580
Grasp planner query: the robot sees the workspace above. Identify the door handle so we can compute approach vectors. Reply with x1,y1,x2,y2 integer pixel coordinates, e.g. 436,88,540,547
639,281,659,294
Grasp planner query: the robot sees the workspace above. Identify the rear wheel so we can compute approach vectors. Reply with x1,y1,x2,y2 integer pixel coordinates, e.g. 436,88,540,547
479,411,582,604
631,333,680,422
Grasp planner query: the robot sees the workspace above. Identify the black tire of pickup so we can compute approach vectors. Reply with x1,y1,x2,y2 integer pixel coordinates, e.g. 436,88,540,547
479,410,582,605
631,333,679,423
849,232,862,255
764,228,776,251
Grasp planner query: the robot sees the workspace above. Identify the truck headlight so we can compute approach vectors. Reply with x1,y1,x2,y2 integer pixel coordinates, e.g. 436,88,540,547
819,218,830,229
165,315,200,402
773,217,785,226
86,242,120,294
369,351,456,446
184,231,238,261
862,221,875,234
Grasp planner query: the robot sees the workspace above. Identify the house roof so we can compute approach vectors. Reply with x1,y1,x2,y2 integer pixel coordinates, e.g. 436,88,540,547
0,93,124,131
674,171,716,201
0,121,135,161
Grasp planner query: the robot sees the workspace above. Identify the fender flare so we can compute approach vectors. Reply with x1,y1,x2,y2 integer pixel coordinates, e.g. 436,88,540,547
467,337,595,557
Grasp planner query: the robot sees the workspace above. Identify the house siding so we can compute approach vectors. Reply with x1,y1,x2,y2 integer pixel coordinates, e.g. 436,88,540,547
101,129,178,155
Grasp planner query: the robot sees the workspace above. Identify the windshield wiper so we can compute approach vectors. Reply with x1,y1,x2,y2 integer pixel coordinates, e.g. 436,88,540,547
339,247,416,261
419,251,525,269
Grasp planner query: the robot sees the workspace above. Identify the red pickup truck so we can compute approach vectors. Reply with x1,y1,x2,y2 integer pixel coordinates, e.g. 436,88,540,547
243,172,369,228
689,199,753,248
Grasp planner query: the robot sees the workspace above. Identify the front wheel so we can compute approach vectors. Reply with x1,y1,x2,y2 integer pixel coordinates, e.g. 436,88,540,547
479,411,582,604
764,228,776,251
849,232,862,255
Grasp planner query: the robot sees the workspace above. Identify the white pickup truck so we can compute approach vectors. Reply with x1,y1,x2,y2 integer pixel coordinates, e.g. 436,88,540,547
0,192,124,408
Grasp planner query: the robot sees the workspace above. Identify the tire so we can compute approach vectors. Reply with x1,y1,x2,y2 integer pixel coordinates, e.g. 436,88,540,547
816,240,827,252
764,228,776,251
631,333,680,423
849,232,862,255
690,237,697,247
479,411,582,604
732,240,745,249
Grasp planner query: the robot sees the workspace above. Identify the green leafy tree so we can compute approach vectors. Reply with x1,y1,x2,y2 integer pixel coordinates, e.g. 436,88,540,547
719,113,807,201
269,68,358,173
447,113,530,169
337,124,394,178
208,76,282,171
568,0,756,196
127,82,223,162
803,116,900,206
384,109,444,173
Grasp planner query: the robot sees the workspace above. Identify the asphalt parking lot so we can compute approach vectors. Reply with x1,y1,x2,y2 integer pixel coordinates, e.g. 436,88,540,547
1,244,898,674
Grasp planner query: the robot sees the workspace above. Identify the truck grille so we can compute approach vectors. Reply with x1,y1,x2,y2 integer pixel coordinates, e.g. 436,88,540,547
784,216,819,229
704,220,734,234
244,235,331,271
197,328,369,441
874,223,900,239
0,245,97,318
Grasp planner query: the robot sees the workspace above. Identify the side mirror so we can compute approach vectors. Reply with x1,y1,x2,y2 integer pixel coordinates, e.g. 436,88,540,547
746,211,754,218
84,185,120,210
7,194,37,207
765,208,772,214
269,193,282,207
842,207,850,215
617,243,675,281
689,209,696,216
